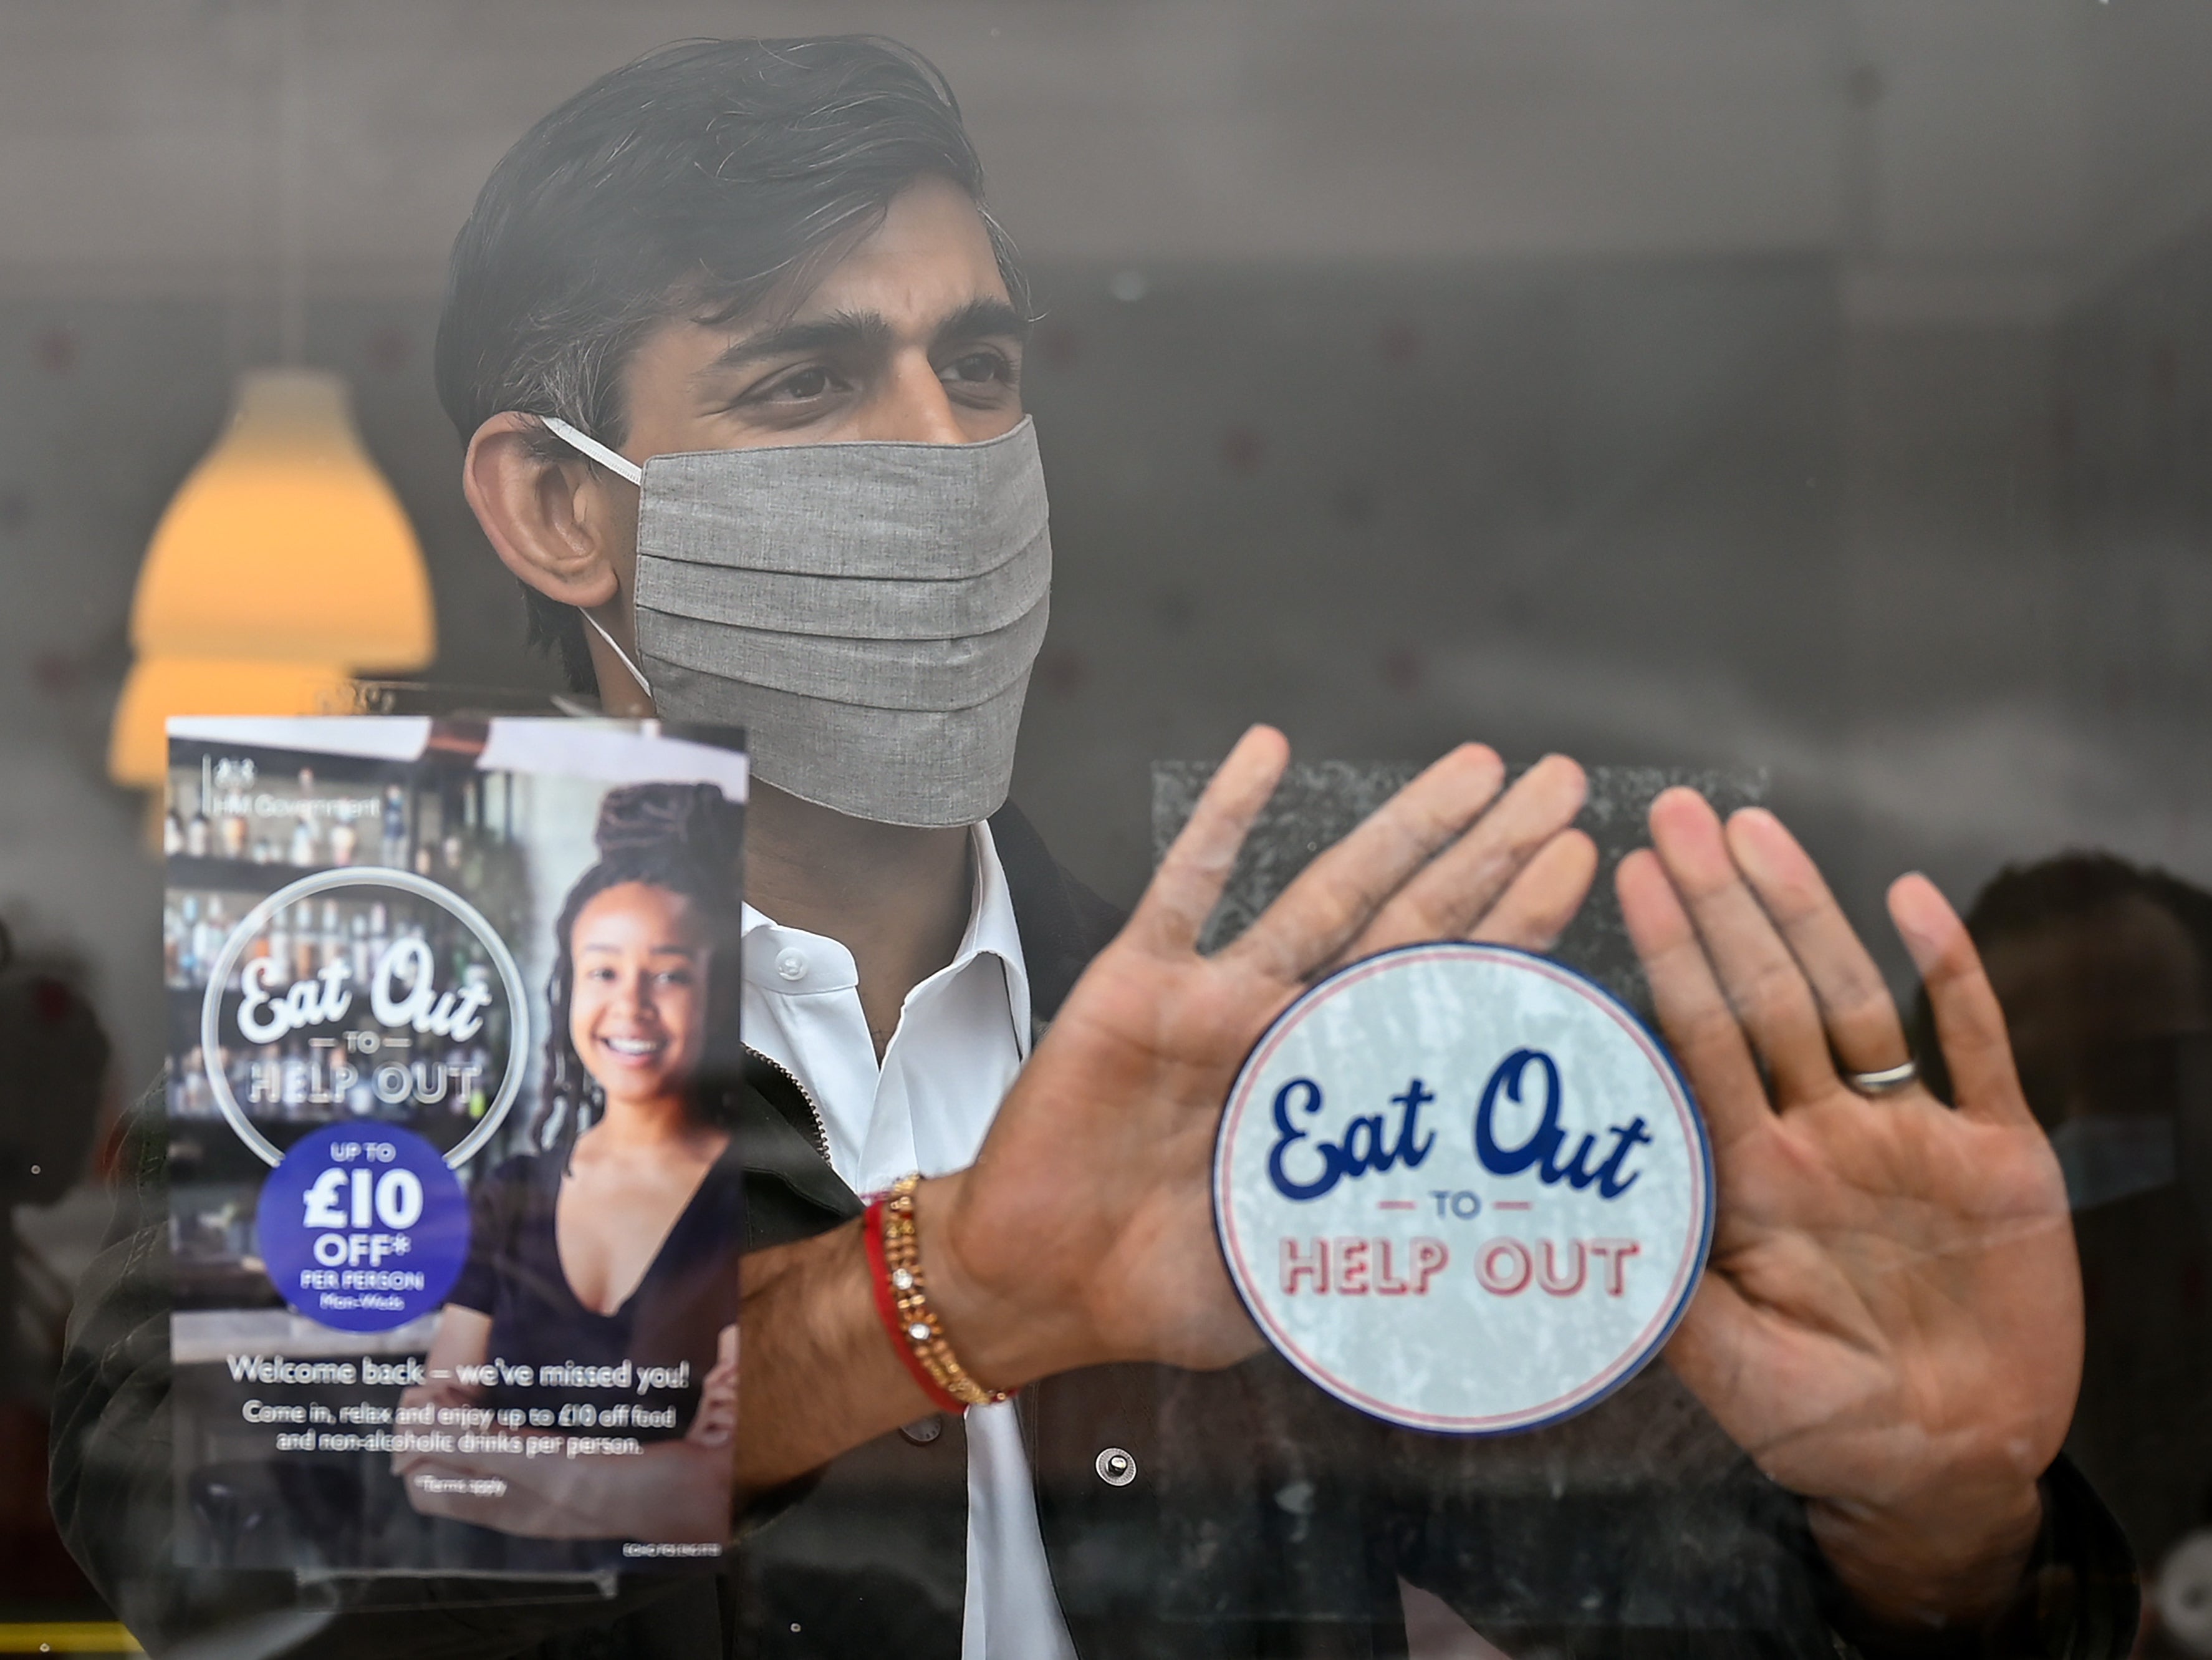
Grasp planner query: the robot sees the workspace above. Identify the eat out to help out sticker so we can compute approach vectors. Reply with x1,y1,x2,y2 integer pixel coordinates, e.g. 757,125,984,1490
1213,943,1712,1434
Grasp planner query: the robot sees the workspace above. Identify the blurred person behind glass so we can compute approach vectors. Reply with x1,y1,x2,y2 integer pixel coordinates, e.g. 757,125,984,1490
1914,853,2212,1648
0,921,112,1613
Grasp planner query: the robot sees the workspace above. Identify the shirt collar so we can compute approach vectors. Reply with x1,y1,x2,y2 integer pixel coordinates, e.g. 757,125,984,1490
741,823,1032,1046
966,819,1032,1050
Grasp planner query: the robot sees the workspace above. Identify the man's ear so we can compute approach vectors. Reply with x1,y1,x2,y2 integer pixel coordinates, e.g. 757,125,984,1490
462,412,630,610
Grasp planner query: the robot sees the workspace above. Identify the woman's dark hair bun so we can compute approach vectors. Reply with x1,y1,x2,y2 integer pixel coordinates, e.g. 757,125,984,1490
593,782,741,871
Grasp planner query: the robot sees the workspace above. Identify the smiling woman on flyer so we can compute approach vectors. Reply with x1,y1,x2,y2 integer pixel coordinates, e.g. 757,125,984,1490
396,783,744,1561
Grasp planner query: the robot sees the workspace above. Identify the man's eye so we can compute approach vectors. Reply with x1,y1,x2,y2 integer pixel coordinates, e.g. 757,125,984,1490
942,350,1011,386
771,367,834,400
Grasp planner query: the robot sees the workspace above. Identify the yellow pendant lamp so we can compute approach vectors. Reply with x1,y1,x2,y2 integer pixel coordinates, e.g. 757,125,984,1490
107,367,435,788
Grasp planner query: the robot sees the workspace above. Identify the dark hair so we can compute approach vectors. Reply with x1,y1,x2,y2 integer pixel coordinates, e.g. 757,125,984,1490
434,36,1028,689
536,782,745,1146
1909,850,2212,1105
1960,852,2212,963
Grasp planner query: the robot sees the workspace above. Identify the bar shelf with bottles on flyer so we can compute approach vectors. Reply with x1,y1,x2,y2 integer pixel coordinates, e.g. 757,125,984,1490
164,740,523,1311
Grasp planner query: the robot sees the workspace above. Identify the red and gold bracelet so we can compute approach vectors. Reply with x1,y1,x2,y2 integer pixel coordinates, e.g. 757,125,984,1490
862,1174,1012,1413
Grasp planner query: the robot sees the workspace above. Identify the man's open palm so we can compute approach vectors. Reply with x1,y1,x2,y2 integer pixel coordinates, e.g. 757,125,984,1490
929,728,1599,1384
1619,790,2079,1623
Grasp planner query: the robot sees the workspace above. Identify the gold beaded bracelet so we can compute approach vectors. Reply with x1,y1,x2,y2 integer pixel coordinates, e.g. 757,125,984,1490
873,1174,1012,1410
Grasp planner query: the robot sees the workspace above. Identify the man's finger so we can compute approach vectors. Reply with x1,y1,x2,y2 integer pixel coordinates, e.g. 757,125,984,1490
1648,788,1835,1106
1337,755,1588,960
1888,873,2031,1126
1461,829,1599,953
1616,848,1773,1154
1726,808,1910,1077
1126,726,1291,956
1226,743,1507,983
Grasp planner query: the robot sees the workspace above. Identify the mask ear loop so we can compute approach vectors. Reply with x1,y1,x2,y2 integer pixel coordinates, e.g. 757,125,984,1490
579,610,654,702
541,415,642,486
539,416,654,702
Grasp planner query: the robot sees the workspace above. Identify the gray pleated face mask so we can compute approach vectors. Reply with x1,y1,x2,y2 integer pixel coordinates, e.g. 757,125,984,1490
544,416,1049,829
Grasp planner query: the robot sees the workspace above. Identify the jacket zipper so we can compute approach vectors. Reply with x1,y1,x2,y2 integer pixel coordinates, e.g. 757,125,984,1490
744,1043,832,1165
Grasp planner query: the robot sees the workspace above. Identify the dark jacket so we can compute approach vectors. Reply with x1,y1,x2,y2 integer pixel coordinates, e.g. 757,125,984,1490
52,806,2138,1659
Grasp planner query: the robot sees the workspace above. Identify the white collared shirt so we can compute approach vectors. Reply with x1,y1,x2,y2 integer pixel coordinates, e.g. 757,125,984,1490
740,821,1079,1660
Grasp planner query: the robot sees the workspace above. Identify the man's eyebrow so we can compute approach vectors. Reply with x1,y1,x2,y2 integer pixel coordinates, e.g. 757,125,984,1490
696,297,1031,380
930,297,1031,349
698,312,892,378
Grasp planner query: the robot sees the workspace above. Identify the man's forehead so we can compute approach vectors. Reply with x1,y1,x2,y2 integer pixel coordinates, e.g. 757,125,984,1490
704,178,1011,350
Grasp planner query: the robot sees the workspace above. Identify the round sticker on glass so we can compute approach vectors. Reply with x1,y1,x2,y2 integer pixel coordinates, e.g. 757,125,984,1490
256,1124,470,1332
1213,943,1711,1434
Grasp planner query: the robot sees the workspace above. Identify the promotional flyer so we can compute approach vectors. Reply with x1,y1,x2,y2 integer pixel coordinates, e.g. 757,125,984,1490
166,716,747,1576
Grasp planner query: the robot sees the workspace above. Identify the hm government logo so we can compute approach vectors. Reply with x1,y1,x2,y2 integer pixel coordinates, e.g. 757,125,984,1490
1214,943,1712,1434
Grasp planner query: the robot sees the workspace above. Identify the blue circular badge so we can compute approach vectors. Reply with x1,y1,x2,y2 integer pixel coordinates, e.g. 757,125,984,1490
1214,943,1712,1435
256,1124,470,1332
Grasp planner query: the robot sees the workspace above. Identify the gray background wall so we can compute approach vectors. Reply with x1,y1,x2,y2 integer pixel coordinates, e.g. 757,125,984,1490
3,0,2211,1108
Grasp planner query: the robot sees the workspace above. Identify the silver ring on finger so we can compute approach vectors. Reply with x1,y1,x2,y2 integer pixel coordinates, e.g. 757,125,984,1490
1844,1058,1919,1097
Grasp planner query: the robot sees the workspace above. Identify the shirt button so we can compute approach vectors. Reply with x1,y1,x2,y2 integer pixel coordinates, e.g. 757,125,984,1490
1095,1447,1137,1487
774,947,808,982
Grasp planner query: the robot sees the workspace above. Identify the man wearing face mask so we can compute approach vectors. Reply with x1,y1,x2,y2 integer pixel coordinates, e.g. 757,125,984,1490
56,35,2136,1660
